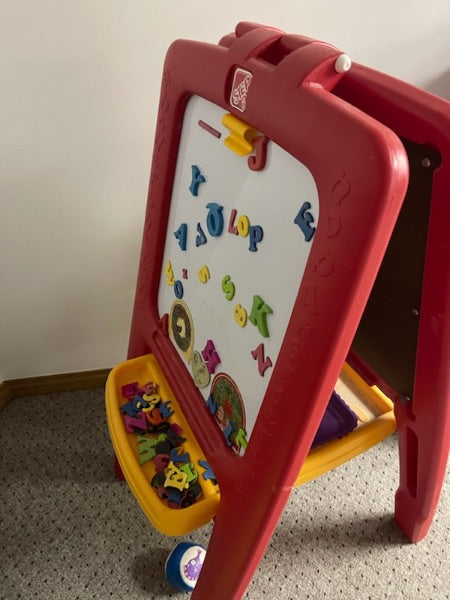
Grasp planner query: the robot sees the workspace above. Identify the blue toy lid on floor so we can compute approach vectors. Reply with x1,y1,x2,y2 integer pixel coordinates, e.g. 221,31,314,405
165,542,207,592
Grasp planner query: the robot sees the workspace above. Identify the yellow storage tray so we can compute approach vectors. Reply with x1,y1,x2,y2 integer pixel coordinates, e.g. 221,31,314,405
105,353,220,536
296,362,396,485
106,354,396,534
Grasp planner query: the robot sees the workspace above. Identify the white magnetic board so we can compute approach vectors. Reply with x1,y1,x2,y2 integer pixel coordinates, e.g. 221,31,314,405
158,96,319,454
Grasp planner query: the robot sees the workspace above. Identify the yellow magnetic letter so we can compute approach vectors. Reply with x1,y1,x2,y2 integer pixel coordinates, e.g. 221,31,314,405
234,304,248,327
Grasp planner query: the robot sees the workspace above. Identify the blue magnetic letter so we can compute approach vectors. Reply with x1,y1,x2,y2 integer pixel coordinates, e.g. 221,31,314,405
294,202,316,242
189,165,206,196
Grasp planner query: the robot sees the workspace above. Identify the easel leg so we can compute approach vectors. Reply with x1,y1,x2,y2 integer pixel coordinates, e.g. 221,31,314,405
191,486,292,599
394,402,450,542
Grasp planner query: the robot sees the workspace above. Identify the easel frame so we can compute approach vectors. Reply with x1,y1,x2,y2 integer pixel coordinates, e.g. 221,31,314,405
108,23,449,599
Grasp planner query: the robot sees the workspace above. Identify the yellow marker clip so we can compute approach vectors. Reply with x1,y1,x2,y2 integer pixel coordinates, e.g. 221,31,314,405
222,113,257,156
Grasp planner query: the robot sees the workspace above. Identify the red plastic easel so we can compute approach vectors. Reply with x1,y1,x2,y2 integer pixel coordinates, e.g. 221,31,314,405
113,23,449,599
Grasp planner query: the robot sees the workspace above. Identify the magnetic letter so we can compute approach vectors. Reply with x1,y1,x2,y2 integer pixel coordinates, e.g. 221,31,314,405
198,459,217,483
164,261,175,286
180,463,198,485
121,382,140,398
294,202,316,242
174,223,188,251
145,407,163,426
248,135,269,171
221,275,235,301
159,400,174,419
196,222,207,247
201,340,221,374
237,215,250,237
132,394,150,411
137,436,157,464
141,382,158,395
223,421,234,446
228,208,238,234
189,165,206,196
142,393,161,409
119,402,138,417
235,428,248,450
174,280,184,299
206,203,224,237
251,343,273,376
248,225,263,251
123,412,147,433
198,264,210,283
164,462,188,491
249,295,273,338
234,304,248,327
206,394,217,415
170,448,190,464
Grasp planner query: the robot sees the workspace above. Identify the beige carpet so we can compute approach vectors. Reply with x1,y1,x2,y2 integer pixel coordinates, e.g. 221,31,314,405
1,389,448,599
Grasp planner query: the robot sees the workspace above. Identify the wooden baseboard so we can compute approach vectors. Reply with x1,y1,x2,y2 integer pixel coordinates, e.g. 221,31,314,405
0,382,11,412
0,368,111,411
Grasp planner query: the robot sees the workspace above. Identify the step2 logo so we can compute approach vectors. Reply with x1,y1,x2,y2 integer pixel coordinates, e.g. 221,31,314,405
230,68,253,113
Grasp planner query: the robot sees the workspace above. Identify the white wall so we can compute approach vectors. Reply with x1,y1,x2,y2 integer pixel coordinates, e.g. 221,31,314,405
1,0,449,380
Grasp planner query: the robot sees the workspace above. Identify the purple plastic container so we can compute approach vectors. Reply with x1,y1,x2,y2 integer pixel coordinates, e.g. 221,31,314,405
312,391,358,448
